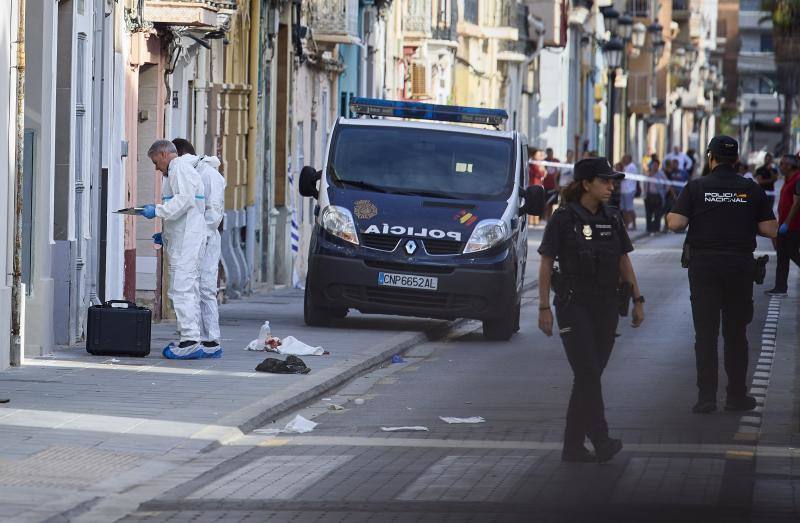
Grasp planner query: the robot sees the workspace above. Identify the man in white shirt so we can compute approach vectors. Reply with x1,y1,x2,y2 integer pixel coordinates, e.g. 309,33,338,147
665,146,690,172
620,154,639,230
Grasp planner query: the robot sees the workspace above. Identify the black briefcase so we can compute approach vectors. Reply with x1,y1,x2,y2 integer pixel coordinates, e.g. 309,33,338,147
86,300,152,357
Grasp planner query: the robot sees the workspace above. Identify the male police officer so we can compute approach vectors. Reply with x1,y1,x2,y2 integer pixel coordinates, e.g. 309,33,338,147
666,136,777,414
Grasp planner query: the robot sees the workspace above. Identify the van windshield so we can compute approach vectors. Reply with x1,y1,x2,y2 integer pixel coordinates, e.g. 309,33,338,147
329,126,514,200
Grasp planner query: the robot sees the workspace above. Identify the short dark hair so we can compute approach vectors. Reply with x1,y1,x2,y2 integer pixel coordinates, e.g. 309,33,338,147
172,138,196,156
710,152,737,165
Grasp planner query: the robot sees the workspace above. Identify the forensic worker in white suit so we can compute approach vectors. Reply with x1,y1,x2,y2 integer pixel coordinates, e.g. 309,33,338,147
140,140,206,359
173,138,226,358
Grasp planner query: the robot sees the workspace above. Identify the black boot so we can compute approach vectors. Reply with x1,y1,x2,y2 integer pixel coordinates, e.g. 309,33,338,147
692,395,717,414
725,395,757,411
561,445,597,463
593,438,623,463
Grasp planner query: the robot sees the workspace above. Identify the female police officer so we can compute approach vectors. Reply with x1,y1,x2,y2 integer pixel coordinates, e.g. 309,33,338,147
537,157,645,463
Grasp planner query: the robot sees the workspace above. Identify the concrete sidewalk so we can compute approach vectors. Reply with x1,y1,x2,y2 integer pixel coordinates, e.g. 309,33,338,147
0,285,466,519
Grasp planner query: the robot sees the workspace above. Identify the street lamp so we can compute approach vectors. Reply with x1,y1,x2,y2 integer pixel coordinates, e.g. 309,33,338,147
648,22,664,59
603,36,625,159
631,22,647,50
602,6,620,36
618,13,634,40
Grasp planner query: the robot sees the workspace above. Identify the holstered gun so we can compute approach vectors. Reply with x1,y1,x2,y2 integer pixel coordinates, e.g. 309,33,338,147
681,243,691,269
754,255,769,284
618,281,633,317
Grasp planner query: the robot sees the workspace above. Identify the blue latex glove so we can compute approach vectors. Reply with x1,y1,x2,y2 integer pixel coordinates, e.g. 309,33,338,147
140,204,156,219
152,232,162,245
779,223,789,235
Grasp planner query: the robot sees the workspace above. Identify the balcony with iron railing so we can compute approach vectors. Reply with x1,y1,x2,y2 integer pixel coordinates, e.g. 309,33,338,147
404,0,457,43
627,0,650,18
499,2,529,60
143,0,233,27
308,0,360,44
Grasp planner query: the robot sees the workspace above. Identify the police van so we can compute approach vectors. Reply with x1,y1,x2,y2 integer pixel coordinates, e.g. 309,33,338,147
298,98,544,340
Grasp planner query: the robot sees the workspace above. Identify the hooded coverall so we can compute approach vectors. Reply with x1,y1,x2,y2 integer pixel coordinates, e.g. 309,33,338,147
158,156,206,346
190,155,226,343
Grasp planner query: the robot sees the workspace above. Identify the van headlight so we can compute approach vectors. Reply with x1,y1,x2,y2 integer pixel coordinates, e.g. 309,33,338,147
463,219,509,254
320,205,360,245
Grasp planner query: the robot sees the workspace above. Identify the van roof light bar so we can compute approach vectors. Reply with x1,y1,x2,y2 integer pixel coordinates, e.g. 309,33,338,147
349,97,508,127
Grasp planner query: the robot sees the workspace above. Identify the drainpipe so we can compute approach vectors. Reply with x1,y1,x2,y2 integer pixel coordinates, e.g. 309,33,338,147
11,0,26,366
245,0,261,291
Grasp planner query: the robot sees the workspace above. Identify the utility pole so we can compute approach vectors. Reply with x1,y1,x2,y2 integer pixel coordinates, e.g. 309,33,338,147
11,0,26,366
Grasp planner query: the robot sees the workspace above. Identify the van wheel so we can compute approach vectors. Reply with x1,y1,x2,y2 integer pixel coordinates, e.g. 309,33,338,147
304,287,347,326
482,302,518,341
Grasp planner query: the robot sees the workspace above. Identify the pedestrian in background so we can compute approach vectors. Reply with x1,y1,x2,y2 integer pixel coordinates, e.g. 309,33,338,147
620,155,638,230
528,147,546,226
538,158,645,463
661,160,678,231
667,136,777,414
766,154,800,296
173,138,227,358
542,148,560,219
140,140,207,359
560,149,575,187
644,159,668,234
756,153,779,209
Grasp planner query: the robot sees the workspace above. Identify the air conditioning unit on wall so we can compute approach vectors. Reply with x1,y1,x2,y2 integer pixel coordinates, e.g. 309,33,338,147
526,0,567,48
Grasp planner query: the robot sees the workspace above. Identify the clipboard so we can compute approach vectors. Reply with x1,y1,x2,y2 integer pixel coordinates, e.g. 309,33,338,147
114,207,144,215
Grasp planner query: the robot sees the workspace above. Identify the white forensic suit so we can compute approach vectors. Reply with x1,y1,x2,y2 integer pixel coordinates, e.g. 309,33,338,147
191,155,226,343
158,156,206,345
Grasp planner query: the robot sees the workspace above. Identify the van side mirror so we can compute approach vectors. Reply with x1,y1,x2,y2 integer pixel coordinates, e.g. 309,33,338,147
299,166,321,199
521,185,545,216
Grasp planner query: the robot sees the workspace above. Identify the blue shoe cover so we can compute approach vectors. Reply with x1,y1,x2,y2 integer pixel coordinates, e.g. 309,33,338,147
162,344,204,360
202,346,223,359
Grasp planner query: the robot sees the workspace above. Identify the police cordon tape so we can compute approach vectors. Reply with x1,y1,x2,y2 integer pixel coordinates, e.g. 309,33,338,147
531,160,686,187
531,160,778,196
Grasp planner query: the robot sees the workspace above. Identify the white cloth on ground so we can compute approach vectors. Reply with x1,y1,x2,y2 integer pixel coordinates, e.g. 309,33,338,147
276,336,324,356
158,156,206,342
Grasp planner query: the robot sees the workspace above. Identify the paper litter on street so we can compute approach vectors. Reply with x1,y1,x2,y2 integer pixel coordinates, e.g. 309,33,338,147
381,426,429,432
283,414,318,434
439,416,485,424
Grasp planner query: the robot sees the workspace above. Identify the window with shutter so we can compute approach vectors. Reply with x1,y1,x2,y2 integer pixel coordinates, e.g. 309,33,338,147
411,63,428,98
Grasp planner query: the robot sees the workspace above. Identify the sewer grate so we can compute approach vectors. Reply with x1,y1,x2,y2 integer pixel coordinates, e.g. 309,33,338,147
0,446,141,489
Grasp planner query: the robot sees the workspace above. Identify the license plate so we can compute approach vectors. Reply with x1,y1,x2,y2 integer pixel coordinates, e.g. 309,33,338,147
378,272,438,291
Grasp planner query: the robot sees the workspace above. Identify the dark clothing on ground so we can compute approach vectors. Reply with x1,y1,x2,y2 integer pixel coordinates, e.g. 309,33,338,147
670,163,773,401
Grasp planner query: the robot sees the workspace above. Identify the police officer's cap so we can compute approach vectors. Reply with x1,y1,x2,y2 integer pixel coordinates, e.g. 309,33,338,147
706,135,739,158
573,157,625,181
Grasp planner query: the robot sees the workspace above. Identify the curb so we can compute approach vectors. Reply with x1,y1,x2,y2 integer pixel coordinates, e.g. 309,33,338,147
193,230,652,451
193,280,537,452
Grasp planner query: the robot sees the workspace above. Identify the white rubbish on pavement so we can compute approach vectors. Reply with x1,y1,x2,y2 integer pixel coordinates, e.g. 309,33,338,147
381,426,429,432
277,336,324,356
283,415,318,434
439,416,485,424
354,398,365,405
327,404,344,411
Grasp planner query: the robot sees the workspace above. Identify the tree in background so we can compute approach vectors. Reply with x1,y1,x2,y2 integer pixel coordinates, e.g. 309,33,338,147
762,0,800,154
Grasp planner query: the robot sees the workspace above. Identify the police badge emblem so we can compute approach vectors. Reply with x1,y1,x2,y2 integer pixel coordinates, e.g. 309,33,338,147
582,224,593,240
353,200,378,220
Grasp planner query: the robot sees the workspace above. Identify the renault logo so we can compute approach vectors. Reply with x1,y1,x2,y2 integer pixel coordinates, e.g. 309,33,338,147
405,240,417,255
